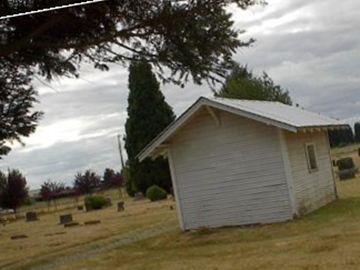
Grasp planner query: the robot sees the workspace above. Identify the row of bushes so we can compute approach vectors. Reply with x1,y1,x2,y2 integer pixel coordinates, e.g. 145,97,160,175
83,185,167,210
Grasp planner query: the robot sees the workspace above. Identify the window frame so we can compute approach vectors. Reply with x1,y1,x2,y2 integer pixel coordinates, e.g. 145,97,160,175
305,143,319,173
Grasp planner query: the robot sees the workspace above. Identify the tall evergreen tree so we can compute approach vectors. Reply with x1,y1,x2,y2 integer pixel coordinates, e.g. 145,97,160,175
214,64,292,105
354,122,360,143
125,60,175,195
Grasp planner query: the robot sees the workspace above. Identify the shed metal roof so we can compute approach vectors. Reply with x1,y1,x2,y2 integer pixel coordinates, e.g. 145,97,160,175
138,96,348,161
208,97,343,128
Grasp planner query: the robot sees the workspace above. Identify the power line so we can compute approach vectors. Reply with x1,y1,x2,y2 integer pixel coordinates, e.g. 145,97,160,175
0,0,108,20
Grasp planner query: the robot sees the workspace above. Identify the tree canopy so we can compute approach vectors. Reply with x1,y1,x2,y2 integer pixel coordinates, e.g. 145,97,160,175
0,0,257,84
125,60,175,195
73,170,101,194
214,64,292,105
0,0,258,156
0,64,43,156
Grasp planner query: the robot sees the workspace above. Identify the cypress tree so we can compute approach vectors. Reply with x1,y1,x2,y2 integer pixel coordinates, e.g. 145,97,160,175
125,60,175,195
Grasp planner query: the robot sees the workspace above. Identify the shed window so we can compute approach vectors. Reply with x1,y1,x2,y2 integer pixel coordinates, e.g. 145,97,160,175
305,143,318,172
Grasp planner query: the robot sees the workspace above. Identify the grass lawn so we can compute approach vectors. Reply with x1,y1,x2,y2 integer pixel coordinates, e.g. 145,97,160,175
55,178,360,270
1,145,360,270
56,146,360,270
0,194,177,270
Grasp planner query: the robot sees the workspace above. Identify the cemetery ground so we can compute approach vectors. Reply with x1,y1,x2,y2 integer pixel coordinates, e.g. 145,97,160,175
0,144,359,270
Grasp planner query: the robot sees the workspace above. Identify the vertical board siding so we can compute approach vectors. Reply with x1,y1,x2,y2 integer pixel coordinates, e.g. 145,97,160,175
284,131,336,215
169,108,292,230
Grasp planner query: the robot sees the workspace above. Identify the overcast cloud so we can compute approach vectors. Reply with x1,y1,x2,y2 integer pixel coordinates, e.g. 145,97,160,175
1,0,359,188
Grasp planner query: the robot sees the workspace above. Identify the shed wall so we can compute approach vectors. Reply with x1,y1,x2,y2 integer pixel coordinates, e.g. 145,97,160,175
169,108,293,230
284,131,336,215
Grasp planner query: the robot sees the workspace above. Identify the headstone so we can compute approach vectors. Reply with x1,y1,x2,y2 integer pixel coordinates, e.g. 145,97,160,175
77,205,84,211
11,234,28,240
117,201,125,212
84,220,101,226
133,192,144,201
106,197,112,206
85,202,92,212
64,222,79,228
339,169,356,180
59,214,73,225
26,212,38,222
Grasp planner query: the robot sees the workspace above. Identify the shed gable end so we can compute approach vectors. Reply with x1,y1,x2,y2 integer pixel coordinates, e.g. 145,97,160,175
169,108,293,229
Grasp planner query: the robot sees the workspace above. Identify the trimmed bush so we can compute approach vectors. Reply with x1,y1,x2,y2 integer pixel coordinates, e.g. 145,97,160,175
337,157,355,171
146,185,167,202
84,195,110,210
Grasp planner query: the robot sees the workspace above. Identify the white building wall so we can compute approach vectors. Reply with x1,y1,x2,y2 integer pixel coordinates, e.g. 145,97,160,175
168,108,293,230
284,130,336,215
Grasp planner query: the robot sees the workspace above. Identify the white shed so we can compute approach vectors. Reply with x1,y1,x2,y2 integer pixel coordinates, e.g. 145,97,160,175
138,97,348,230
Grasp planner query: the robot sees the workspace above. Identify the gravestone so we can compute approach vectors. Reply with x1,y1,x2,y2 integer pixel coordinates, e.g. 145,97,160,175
26,212,38,222
84,220,101,226
133,192,144,201
59,214,73,225
117,201,125,212
106,197,112,206
11,234,28,240
64,222,79,228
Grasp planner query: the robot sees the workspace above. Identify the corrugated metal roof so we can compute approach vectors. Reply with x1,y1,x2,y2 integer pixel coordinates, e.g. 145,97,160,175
208,97,344,128
138,96,348,161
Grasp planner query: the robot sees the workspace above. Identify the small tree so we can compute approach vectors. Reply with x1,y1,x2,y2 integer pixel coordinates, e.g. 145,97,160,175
355,122,360,143
0,169,28,211
40,180,65,209
40,181,52,206
73,170,101,194
103,168,123,188
214,64,292,105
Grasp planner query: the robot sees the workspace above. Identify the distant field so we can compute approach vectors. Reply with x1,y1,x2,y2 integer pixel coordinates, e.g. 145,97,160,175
1,144,360,270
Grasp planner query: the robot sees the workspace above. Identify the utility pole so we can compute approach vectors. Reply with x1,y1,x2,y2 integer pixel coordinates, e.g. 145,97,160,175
117,134,125,200
117,134,125,169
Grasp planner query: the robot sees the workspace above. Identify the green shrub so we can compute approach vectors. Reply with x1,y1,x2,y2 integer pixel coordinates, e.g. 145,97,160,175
84,195,109,210
146,185,167,202
337,157,355,171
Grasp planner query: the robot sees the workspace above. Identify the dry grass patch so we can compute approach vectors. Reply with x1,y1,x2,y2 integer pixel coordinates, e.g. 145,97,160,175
0,195,176,270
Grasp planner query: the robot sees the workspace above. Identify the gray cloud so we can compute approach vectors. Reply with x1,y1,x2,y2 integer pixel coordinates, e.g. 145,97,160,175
1,0,360,188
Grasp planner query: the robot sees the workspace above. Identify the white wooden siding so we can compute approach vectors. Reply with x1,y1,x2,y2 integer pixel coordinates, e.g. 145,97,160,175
169,108,293,230
284,131,336,215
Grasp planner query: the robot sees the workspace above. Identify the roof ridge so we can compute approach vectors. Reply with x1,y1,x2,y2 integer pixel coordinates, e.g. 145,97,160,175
210,96,288,104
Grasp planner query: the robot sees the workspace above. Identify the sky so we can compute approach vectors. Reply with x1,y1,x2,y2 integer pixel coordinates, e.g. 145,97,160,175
1,0,360,189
